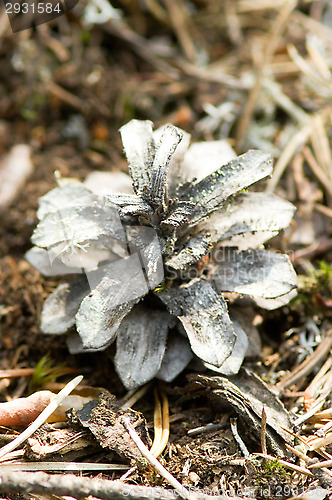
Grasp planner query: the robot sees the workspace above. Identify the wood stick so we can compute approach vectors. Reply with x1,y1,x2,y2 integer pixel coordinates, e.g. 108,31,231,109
121,416,192,500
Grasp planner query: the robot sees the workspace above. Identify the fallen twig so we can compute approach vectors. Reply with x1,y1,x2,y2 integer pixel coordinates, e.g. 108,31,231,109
187,414,229,436
120,383,152,410
290,238,332,262
314,203,332,219
303,147,332,198
285,443,310,464
0,470,242,500
45,80,87,112
254,453,314,477
0,368,35,379
163,0,196,62
261,407,267,455
266,123,312,192
121,416,192,500
230,418,249,458
306,433,332,452
0,390,91,426
0,462,128,472
293,400,325,428
0,375,83,461
276,330,332,392
236,0,297,149
309,459,332,470
288,44,332,93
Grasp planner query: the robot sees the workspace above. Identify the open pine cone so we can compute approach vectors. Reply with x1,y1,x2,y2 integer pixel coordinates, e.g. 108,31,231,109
26,120,297,389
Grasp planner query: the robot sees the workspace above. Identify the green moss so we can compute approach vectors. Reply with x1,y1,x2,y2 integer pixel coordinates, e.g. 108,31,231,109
260,458,288,477
316,260,332,290
21,107,38,121
253,458,292,499
20,92,48,122
254,458,291,485
293,260,332,313
80,30,92,44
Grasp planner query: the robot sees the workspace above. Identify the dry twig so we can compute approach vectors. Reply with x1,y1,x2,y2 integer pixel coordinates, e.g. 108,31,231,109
276,330,332,392
0,375,83,461
260,407,267,455
236,0,297,149
254,453,314,477
266,123,312,192
121,416,192,500
230,418,249,457
163,0,196,62
0,469,243,500
0,462,128,472
303,147,332,198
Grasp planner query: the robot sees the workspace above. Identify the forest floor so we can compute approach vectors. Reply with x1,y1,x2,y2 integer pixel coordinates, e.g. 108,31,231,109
0,1,332,499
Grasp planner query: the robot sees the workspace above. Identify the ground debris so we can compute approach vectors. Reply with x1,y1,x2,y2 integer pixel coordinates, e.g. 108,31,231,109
0,1,332,498
188,368,293,458
68,391,151,461
25,424,92,461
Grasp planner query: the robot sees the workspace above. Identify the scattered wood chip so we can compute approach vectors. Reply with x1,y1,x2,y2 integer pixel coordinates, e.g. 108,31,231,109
26,427,91,460
68,391,151,461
